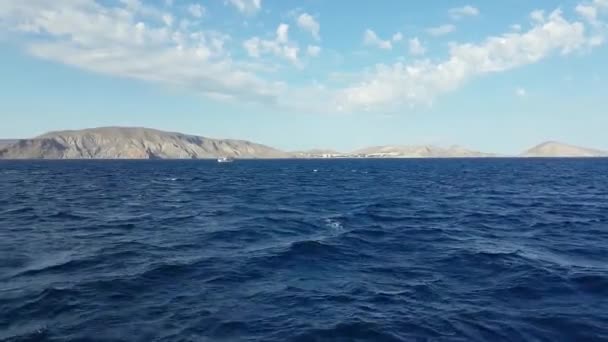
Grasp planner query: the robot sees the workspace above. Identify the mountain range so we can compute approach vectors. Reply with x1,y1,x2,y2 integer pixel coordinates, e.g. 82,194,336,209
0,127,606,159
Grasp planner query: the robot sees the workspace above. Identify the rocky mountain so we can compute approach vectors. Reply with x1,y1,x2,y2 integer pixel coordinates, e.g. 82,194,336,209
522,141,608,157
3,128,606,160
0,140,17,148
350,145,493,158
0,127,289,159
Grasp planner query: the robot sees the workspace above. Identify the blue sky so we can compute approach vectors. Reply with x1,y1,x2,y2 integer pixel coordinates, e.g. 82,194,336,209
0,0,607,153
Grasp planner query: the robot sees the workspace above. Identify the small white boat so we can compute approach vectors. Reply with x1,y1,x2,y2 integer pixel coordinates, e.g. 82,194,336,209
217,157,234,163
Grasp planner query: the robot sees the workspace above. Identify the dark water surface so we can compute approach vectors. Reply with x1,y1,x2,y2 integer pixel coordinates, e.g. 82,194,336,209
1,159,607,341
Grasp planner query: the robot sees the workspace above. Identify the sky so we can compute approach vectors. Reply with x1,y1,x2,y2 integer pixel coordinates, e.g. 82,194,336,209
0,0,607,154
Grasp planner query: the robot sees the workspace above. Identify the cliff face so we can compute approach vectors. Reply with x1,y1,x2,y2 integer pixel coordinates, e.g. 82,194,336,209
0,127,289,159
522,141,608,157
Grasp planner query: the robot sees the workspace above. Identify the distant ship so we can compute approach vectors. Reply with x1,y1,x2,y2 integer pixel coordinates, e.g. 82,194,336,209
217,156,234,163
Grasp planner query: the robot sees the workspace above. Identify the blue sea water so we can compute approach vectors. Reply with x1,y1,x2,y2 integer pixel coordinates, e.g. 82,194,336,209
1,159,607,342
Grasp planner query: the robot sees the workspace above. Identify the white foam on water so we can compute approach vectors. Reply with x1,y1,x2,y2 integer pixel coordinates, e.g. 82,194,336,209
324,218,345,234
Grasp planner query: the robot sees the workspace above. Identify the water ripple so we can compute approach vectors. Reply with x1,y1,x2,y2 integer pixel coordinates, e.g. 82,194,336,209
1,159,607,341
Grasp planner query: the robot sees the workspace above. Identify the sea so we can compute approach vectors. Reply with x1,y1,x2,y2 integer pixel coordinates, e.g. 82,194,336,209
1,159,607,342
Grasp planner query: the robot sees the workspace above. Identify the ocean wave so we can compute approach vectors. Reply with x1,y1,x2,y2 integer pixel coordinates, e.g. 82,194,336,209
0,326,49,342
45,211,90,220
291,321,404,342
2,159,608,341
0,207,35,216
282,240,340,258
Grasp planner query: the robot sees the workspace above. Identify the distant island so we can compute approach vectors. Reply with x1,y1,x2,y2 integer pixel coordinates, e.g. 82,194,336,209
0,127,606,159
521,141,608,158
0,127,288,159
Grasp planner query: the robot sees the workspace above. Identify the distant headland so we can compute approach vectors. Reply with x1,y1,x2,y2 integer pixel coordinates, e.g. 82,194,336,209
0,127,606,159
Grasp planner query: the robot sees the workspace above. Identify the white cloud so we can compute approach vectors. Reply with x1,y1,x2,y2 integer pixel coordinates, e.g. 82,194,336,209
1,0,606,114
332,9,597,112
243,23,300,65
577,4,598,22
515,87,527,97
282,45,299,65
511,24,522,31
0,0,281,103
408,37,426,56
119,0,140,9
590,35,605,46
226,0,262,15
363,29,392,49
243,37,262,57
575,0,608,30
449,5,480,20
277,23,289,44
162,13,174,27
307,45,321,57
427,24,456,36
188,4,205,18
530,10,545,23
297,13,320,40
594,0,608,8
